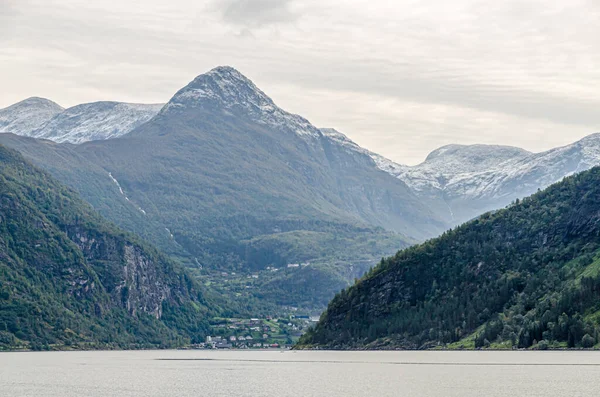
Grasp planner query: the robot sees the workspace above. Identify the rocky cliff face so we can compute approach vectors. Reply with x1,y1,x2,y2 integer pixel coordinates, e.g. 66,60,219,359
120,245,170,318
69,228,174,319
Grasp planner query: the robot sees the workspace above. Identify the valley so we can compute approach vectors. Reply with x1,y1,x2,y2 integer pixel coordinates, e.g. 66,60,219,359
2,67,600,351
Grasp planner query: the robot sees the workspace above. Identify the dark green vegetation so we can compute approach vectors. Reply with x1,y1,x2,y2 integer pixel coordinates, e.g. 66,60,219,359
299,167,600,349
0,145,213,350
0,67,444,310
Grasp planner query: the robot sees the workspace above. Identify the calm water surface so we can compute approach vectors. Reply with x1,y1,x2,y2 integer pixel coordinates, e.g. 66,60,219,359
1,350,600,396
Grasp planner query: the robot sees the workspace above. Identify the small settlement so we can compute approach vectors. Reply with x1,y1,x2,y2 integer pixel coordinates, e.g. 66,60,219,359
194,316,318,349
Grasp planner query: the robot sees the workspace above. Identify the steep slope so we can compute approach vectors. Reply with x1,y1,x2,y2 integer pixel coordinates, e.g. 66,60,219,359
299,167,600,349
0,97,64,135
1,67,445,310
0,145,211,350
75,67,442,245
0,134,182,257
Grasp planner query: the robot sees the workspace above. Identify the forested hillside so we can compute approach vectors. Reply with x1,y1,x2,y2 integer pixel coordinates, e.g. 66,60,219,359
0,145,212,350
299,167,600,349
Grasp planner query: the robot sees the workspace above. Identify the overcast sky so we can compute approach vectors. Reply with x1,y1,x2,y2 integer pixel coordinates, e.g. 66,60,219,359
1,0,599,164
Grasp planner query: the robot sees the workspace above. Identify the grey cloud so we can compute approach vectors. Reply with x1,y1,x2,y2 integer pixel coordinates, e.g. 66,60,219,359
1,0,599,164
259,58,600,130
216,0,299,28
0,0,22,37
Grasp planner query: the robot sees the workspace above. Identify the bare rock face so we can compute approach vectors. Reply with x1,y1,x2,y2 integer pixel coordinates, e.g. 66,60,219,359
121,245,170,319
68,229,176,319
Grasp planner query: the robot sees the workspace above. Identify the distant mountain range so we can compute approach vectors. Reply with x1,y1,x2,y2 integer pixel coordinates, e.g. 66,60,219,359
1,66,600,312
0,98,162,143
321,128,600,227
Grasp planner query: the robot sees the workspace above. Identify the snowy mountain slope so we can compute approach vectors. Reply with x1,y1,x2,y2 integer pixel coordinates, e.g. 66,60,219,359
0,97,64,135
0,98,163,144
35,102,163,143
371,133,600,224
453,133,600,200
379,136,600,200
382,144,532,193
320,128,371,154
320,128,600,225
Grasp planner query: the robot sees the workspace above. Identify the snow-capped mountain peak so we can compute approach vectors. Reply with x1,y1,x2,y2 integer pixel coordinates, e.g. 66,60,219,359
35,101,164,144
0,97,64,135
163,66,321,138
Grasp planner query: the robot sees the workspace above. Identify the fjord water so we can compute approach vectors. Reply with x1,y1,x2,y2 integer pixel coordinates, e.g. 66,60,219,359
2,351,599,396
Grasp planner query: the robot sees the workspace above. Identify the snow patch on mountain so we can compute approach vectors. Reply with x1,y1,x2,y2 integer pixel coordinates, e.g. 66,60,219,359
164,66,321,138
0,97,64,135
371,136,600,202
454,133,600,199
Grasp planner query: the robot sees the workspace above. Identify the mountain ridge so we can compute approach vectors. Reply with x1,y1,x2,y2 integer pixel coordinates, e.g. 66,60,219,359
0,97,64,136
0,99,163,144
3,67,600,314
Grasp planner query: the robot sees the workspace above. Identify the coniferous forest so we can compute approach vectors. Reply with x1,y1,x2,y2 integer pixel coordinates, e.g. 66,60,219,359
299,167,600,349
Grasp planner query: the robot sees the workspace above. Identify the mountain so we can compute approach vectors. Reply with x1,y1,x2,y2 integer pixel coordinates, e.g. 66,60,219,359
0,99,162,144
350,133,600,226
377,143,532,193
34,102,163,143
0,145,211,350
0,67,445,309
299,166,600,350
0,97,64,135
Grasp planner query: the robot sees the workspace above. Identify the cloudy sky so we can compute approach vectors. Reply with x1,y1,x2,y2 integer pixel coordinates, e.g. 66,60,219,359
1,0,599,164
